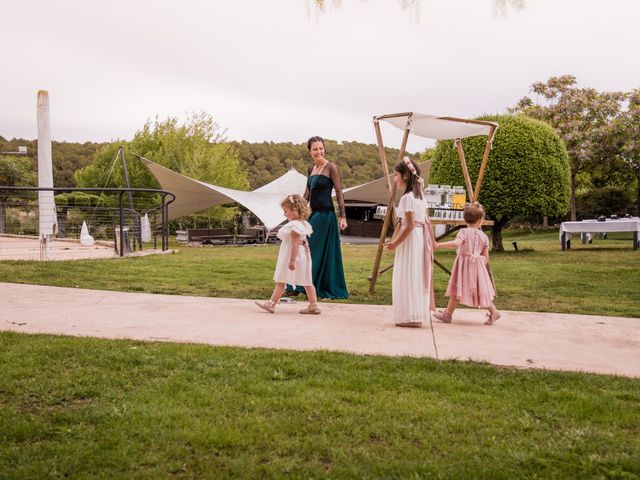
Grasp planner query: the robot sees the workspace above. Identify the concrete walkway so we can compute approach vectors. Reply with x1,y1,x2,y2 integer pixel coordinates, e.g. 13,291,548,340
1,282,639,378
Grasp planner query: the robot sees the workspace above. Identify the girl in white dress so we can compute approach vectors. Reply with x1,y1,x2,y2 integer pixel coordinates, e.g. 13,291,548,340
255,194,321,314
384,157,436,327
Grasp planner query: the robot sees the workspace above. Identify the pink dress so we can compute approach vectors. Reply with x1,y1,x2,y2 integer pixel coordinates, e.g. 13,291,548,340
445,228,496,308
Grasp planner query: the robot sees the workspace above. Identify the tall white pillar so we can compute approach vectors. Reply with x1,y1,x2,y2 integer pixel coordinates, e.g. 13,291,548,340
37,90,57,259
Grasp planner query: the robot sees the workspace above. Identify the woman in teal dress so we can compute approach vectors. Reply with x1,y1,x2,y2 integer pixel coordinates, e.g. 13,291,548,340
287,136,348,299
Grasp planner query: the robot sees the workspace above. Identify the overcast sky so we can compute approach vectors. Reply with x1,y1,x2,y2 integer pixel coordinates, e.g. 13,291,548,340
1,0,638,152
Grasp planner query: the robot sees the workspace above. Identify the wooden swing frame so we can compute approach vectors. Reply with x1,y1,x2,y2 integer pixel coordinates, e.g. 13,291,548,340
368,112,498,294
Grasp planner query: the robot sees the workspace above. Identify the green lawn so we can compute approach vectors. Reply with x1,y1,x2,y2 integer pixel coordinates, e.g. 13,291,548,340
1,333,639,479
1,230,639,317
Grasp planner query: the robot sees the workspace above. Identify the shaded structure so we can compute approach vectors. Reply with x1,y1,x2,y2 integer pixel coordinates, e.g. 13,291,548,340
369,112,498,293
138,156,307,230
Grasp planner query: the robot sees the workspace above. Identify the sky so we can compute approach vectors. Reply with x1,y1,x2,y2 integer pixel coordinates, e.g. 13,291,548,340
1,0,638,152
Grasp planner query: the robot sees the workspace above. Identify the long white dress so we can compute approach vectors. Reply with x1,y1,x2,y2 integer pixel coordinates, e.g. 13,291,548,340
273,220,313,287
392,192,431,324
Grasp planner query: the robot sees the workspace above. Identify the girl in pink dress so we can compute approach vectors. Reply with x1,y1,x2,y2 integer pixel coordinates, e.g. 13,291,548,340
255,195,320,315
433,202,501,325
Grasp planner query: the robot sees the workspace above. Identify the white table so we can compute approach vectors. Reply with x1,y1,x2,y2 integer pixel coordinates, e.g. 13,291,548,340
560,218,640,251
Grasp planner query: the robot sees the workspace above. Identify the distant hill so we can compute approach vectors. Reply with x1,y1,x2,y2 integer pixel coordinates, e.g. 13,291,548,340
0,137,107,187
1,136,418,189
232,140,416,189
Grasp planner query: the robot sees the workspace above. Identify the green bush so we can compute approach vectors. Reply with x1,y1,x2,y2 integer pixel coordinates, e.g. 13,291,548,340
576,186,634,219
429,114,571,250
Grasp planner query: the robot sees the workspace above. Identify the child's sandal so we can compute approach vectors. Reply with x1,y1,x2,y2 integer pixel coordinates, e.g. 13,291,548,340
255,300,276,314
484,310,501,325
432,310,452,323
395,322,422,328
299,304,321,315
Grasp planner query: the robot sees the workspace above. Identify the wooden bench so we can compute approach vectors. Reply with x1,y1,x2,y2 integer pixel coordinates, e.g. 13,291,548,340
187,228,234,243
234,227,265,244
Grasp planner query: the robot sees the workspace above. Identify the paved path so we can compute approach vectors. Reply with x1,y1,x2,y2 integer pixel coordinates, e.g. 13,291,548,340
1,282,639,378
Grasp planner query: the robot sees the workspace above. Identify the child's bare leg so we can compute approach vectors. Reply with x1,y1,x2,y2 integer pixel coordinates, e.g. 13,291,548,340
433,297,457,323
300,284,321,314
304,284,318,305
484,303,502,325
256,283,285,313
270,283,286,304
445,298,458,315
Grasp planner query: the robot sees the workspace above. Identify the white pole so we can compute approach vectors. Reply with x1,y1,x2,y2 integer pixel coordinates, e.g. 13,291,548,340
37,90,57,259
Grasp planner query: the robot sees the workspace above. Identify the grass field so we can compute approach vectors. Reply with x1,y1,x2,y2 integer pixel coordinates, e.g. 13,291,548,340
1,230,639,317
1,332,639,479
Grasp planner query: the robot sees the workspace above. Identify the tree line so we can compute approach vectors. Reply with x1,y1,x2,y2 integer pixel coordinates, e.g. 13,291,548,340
2,74,639,233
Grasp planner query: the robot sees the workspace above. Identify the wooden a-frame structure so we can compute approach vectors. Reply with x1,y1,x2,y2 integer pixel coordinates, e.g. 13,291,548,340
369,112,498,293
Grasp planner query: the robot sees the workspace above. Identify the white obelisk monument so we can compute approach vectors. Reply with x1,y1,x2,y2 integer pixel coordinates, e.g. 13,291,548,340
37,90,57,259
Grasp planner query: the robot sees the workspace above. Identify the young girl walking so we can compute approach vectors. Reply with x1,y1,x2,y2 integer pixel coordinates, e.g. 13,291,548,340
384,157,436,328
433,202,501,325
255,194,321,315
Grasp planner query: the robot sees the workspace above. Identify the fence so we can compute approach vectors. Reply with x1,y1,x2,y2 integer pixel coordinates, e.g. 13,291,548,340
0,186,175,260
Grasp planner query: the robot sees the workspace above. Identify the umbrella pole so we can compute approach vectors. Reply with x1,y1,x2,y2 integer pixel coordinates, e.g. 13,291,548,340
36,90,57,260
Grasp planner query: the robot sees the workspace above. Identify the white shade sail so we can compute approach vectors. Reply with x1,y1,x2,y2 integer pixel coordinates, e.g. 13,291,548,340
138,156,308,229
379,113,497,141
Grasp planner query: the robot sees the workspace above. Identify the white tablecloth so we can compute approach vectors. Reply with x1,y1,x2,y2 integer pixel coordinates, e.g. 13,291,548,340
560,218,640,236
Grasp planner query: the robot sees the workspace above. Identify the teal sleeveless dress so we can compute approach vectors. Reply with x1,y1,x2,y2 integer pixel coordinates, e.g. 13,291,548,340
288,172,348,299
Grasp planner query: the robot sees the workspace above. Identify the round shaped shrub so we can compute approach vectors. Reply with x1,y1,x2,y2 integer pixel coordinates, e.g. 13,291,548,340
430,114,571,250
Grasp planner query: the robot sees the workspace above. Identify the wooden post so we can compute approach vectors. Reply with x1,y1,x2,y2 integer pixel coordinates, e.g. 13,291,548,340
472,125,497,202
374,119,393,191
369,182,397,293
369,114,412,293
455,139,475,202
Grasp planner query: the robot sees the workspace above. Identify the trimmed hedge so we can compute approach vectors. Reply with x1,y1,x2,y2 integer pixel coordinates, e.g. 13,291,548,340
430,114,571,221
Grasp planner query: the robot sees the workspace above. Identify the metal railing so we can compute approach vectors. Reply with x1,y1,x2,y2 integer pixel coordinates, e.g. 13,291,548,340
0,186,175,259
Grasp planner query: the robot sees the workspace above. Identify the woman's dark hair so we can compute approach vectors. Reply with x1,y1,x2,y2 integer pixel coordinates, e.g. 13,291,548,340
307,136,325,151
394,157,423,199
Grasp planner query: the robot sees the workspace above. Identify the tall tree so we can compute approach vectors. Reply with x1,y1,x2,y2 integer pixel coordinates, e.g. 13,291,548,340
0,155,37,233
75,112,249,226
615,89,640,215
510,75,625,220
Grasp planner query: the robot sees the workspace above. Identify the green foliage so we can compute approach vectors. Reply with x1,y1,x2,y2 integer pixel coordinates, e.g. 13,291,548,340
233,140,410,189
420,147,436,162
576,187,634,219
0,137,104,187
4,133,413,218
54,191,102,207
510,75,627,220
431,115,571,220
0,155,36,188
75,113,249,226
